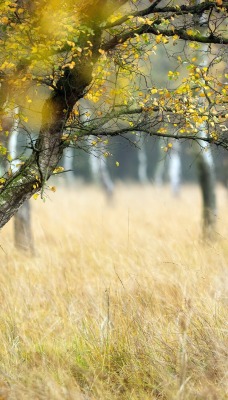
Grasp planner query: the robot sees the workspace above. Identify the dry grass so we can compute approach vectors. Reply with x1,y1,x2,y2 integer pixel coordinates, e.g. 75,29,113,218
0,184,227,400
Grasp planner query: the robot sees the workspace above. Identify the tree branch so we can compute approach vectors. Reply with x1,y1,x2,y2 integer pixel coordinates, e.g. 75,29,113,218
103,23,228,52
103,1,221,29
83,127,228,151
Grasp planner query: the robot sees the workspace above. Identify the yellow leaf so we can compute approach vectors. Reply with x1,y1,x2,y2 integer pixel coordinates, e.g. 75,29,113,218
173,35,179,41
155,34,163,44
1,17,9,25
53,166,64,174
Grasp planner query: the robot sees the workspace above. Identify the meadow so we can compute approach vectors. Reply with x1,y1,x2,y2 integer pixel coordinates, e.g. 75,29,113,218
0,184,227,400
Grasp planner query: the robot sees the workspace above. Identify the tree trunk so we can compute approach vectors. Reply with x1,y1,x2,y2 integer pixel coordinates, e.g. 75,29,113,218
194,140,216,238
0,61,96,228
154,138,166,186
138,138,148,184
192,0,217,238
168,140,181,196
62,147,75,185
0,94,65,228
89,136,114,200
99,156,114,201
89,152,100,184
14,201,34,252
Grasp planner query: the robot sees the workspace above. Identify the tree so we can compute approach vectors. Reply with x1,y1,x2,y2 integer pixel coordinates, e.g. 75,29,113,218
0,0,227,229
191,0,217,237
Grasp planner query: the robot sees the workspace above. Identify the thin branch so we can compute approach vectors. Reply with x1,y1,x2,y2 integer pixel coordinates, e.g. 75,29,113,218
103,24,228,52
103,1,220,29
87,127,228,151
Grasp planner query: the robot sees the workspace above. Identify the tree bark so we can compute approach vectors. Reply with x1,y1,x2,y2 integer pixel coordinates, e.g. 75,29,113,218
194,140,216,238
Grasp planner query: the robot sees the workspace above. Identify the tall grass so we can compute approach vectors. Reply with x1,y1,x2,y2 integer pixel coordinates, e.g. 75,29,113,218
0,184,227,399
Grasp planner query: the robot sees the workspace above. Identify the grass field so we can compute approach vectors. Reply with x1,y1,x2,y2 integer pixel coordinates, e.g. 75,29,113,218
0,184,227,400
